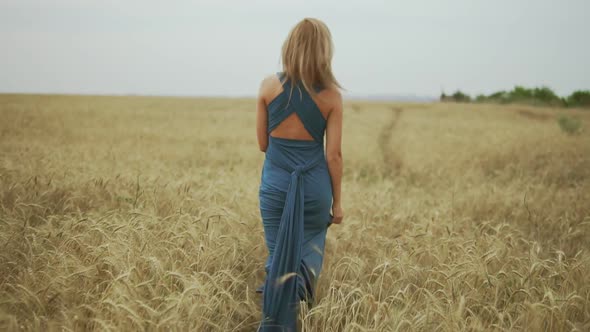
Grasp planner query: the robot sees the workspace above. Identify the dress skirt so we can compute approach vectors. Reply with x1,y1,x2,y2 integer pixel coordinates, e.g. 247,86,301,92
258,135,333,331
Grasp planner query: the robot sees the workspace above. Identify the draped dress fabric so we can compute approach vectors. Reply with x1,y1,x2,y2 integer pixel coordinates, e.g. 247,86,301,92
258,73,333,331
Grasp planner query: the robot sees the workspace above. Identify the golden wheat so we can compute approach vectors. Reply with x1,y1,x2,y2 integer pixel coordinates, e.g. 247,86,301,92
0,94,589,331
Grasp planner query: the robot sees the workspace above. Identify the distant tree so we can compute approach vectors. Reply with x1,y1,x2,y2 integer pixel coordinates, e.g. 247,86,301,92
567,90,590,108
475,94,487,103
451,90,471,103
440,86,589,108
511,86,534,100
487,90,509,103
531,86,560,105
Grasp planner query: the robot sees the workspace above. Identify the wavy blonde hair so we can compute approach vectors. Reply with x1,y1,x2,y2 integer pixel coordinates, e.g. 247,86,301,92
281,18,342,96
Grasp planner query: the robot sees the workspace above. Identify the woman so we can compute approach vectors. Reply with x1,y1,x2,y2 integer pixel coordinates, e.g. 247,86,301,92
255,18,344,331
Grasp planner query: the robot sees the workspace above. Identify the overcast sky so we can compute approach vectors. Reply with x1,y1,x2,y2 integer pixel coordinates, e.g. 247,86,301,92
1,0,589,98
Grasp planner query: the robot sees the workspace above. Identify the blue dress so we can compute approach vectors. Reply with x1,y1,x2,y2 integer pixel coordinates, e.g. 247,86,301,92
258,73,333,331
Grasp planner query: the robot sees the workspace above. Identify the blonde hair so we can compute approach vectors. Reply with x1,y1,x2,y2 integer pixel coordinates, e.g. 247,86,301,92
281,18,342,96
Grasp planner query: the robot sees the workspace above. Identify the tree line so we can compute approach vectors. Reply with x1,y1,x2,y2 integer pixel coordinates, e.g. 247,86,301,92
440,86,590,108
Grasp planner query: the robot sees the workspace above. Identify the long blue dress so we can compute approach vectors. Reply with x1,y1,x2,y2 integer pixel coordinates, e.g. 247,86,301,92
258,73,333,331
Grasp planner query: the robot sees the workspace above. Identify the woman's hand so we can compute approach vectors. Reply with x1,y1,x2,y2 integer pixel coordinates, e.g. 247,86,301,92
331,203,344,224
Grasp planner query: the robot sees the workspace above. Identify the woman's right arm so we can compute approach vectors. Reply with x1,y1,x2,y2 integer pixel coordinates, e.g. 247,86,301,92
325,90,344,224
256,78,269,152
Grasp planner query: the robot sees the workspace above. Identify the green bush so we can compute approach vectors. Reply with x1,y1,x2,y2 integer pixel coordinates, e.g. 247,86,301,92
557,115,582,135
499,86,561,106
440,90,471,103
466,86,562,106
451,90,471,103
440,87,590,108
566,90,590,108
487,90,510,104
475,94,487,103
511,86,534,100
532,87,562,105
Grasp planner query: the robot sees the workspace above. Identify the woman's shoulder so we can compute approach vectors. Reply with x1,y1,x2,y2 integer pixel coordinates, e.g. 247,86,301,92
259,73,283,91
260,73,281,89
317,85,343,105
319,85,341,97
313,85,342,117
259,73,284,104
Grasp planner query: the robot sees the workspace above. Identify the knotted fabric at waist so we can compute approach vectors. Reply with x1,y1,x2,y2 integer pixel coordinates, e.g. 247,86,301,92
266,151,325,179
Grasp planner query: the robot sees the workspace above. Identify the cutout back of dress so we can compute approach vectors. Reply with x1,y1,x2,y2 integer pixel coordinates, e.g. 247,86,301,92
267,72,326,144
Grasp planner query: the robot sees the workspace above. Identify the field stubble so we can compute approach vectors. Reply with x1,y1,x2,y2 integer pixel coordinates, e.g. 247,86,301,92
0,95,589,331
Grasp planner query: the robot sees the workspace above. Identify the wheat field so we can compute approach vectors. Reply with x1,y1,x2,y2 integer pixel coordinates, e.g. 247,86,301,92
0,94,589,331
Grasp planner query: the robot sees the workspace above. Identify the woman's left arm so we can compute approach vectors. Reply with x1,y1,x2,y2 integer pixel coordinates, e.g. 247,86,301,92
256,79,269,152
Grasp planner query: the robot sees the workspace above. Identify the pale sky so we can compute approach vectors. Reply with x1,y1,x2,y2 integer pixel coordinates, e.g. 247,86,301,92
1,0,589,98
